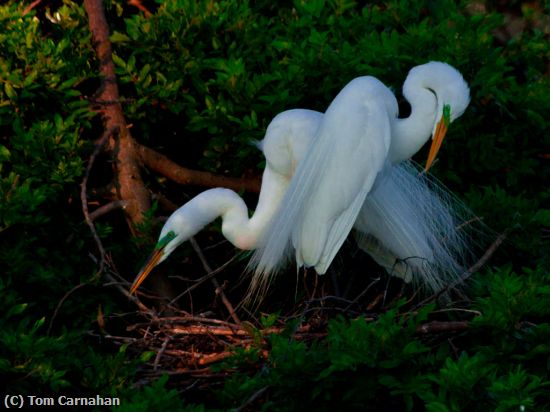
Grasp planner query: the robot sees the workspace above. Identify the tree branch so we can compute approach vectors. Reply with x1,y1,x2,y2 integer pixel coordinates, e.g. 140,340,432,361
137,143,261,194
84,0,150,233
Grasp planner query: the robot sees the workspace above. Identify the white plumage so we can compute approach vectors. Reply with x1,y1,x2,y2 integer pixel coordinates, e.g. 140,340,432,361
249,62,471,295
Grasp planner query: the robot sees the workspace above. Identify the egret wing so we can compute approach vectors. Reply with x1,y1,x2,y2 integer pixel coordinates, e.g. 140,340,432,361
296,94,393,274
249,77,395,294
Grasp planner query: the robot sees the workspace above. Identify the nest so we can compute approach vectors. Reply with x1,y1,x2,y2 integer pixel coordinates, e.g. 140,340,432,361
92,232,504,406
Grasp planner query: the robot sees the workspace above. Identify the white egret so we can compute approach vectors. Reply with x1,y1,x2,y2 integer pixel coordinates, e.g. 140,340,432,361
249,61,470,295
129,109,322,294
130,62,473,298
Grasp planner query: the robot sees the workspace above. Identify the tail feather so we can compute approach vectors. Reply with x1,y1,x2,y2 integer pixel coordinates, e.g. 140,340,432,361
355,160,480,293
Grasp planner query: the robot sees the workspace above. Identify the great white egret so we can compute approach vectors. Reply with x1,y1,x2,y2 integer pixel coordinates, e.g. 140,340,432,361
249,61,470,295
129,109,321,294
130,62,472,298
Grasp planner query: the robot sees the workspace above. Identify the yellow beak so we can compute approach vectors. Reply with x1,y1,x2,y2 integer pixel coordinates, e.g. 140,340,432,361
424,115,449,172
129,247,165,295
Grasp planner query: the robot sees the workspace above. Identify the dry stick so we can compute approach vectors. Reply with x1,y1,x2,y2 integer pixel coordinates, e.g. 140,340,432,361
159,349,234,365
128,316,238,331
142,368,217,377
22,0,42,15
343,277,381,312
416,320,469,335
170,326,248,336
167,254,241,307
165,324,314,340
47,283,88,335
128,0,153,17
197,351,234,365
89,200,128,221
81,129,114,276
153,337,171,371
413,230,508,310
235,386,269,412
105,271,153,314
189,238,242,325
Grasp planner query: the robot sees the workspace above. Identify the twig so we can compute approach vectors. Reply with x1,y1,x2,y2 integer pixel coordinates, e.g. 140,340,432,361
461,230,507,276
170,326,248,336
413,230,508,309
128,0,153,17
81,128,115,276
142,368,217,377
234,386,269,412
416,320,469,335
127,315,239,330
167,323,312,337
189,238,242,325
104,270,154,314
156,349,236,366
167,254,241,306
197,351,234,365
153,337,171,371
431,308,482,317
47,282,88,335
89,200,128,221
22,0,42,16
344,277,381,311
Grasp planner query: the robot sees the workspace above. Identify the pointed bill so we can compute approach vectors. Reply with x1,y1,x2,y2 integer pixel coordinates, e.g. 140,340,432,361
129,247,165,295
425,104,451,172
129,231,176,295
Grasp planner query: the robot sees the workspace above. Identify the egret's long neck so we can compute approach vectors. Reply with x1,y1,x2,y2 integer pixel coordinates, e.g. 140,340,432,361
224,167,287,249
389,86,437,164
171,167,287,251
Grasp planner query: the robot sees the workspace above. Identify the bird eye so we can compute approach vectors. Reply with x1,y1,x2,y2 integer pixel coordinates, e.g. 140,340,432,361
442,104,452,125
156,231,177,250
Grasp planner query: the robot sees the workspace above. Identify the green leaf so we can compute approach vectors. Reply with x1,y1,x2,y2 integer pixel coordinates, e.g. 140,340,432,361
58,77,78,90
112,54,126,68
110,31,131,43
6,303,27,317
426,402,451,412
0,144,10,161
532,210,550,227
4,83,17,99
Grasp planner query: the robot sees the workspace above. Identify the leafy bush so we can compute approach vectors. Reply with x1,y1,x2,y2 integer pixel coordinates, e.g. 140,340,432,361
0,0,548,410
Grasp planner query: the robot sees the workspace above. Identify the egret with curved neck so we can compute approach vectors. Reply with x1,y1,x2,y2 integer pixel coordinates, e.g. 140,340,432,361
249,61,470,294
130,110,321,294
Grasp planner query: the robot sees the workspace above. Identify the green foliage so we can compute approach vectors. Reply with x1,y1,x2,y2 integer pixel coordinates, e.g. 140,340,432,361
0,0,547,410
472,266,550,331
218,270,550,410
114,375,204,412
